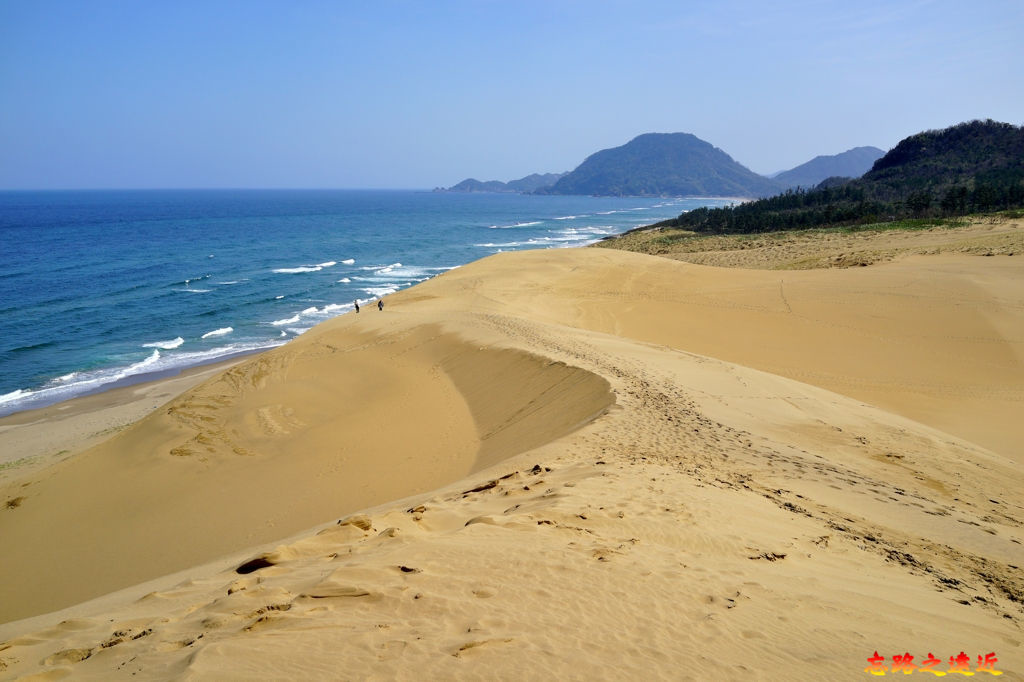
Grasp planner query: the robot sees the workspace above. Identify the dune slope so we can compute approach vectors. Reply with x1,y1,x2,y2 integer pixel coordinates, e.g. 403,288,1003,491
0,323,612,623
1,246,1021,679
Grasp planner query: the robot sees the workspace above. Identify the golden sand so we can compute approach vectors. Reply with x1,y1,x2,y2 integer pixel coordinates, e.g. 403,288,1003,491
0,229,1021,679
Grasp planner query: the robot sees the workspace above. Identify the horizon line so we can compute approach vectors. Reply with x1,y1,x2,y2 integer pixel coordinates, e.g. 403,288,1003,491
0,186,438,192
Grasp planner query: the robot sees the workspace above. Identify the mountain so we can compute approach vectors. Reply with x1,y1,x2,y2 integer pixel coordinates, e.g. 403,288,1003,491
774,146,885,189
650,120,1024,234
864,120,1024,196
445,178,510,193
440,172,566,193
506,173,567,193
538,133,783,198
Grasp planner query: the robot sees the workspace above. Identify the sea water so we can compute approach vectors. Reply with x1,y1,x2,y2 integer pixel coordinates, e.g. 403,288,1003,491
0,189,733,415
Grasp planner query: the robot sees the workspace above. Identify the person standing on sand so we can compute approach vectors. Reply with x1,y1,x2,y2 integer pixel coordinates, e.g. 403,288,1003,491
354,300,360,313
377,299,384,311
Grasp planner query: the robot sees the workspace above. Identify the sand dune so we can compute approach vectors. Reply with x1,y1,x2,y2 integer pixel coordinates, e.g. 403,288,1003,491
1,244,1021,679
0,324,611,623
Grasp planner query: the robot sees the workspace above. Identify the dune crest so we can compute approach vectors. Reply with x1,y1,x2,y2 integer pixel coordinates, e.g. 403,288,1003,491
0,323,612,624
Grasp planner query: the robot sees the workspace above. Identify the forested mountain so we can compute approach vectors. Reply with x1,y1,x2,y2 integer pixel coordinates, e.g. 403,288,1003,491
444,178,510,192
440,172,566,193
652,120,1024,234
506,173,567,192
774,146,884,188
538,133,782,198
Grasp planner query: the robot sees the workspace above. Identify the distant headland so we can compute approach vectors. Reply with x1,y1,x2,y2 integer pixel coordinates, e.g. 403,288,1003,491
438,132,883,198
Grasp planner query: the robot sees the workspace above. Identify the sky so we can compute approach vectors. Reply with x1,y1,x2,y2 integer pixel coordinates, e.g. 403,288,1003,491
1,0,1021,189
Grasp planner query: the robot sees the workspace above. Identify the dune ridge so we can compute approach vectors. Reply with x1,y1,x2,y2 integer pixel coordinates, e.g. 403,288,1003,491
1,244,1022,679
0,322,612,624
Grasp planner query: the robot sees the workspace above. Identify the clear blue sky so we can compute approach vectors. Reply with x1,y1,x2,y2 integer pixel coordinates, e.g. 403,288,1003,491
1,0,1021,189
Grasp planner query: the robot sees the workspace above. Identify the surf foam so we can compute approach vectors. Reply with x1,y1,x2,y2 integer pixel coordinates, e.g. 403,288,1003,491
143,337,185,350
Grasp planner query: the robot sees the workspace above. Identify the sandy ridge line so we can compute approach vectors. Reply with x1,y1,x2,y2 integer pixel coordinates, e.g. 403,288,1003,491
475,311,1024,622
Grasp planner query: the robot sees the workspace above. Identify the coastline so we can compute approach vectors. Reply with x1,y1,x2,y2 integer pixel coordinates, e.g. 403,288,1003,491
9,217,1019,478
1,231,1021,678
0,355,251,476
1,190,730,421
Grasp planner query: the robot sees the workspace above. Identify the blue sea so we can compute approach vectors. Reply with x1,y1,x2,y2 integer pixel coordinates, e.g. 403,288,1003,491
0,190,733,416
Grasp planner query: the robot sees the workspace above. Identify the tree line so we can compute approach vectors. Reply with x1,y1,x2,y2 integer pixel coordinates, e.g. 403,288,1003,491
654,120,1024,235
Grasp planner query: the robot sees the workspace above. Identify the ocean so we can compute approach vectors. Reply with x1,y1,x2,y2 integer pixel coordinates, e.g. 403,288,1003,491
0,189,733,416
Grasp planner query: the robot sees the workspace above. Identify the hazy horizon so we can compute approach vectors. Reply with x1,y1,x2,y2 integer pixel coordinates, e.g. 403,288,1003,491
2,1,1022,190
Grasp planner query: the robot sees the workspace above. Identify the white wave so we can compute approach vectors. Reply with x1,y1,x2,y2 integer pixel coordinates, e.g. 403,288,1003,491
361,285,400,297
316,261,337,268
0,340,287,417
201,327,233,339
278,304,349,321
175,288,211,293
127,349,161,373
273,266,321,274
553,225,620,246
475,241,528,248
0,389,28,405
275,295,285,299
217,281,241,285
362,262,402,273
362,263,452,280
479,228,622,251
143,337,185,350
488,221,542,229
341,258,355,265
554,215,582,220
337,277,351,283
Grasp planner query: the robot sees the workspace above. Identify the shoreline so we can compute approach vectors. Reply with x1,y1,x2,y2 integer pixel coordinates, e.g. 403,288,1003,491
3,216,1020,471
0,346,271,420
0,243,1020,678
0,341,292,421
0,354,249,474
4,216,1020,470
1,191,720,421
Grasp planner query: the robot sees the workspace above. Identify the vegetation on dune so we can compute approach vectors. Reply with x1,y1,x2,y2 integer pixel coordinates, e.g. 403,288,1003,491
595,211,1022,270
648,120,1024,235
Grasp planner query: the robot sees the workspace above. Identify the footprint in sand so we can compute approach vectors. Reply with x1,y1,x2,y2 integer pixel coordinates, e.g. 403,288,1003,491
453,638,514,657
